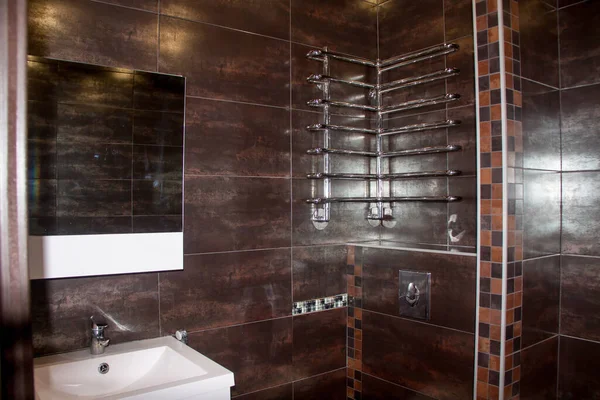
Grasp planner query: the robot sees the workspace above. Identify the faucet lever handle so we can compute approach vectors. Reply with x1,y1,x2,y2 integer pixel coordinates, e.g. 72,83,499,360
90,316,108,331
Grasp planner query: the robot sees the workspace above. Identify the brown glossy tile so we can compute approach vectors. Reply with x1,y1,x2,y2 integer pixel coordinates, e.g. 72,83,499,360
521,336,558,400
159,16,289,106
523,170,561,259
133,71,185,112
560,84,600,171
558,335,600,400
291,179,381,246
160,0,290,40
28,179,56,218
444,0,473,41
56,216,132,235
379,0,444,59
292,245,347,302
57,143,132,179
58,64,135,107
362,311,474,400
559,1,600,88
291,0,377,59
57,179,131,217
184,176,291,253
28,0,158,71
293,369,347,400
27,58,59,101
362,373,434,400
133,111,184,146
99,0,158,12
132,145,183,180
132,180,182,215
448,176,478,248
57,104,133,144
293,308,346,379
562,172,600,256
160,249,291,333
234,384,293,400
28,101,57,179
31,273,159,356
185,98,290,177
188,318,293,397
446,35,476,109
132,215,182,233
561,255,600,341
447,105,478,177
360,248,477,332
522,79,561,170
520,0,559,87
522,256,559,348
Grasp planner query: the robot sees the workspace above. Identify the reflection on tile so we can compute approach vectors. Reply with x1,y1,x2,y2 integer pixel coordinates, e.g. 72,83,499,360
185,98,290,177
28,101,57,179
562,172,600,256
132,145,183,181
57,104,133,144
292,245,347,302
361,247,477,332
558,336,600,400
58,66,134,107
57,180,131,217
160,0,290,40
160,249,291,333
560,84,600,171
184,176,291,253
31,273,159,356
448,176,478,248
56,217,132,235
28,179,57,218
133,72,185,112
133,111,184,146
28,0,158,71
291,0,377,59
188,318,293,397
132,216,182,233
57,143,132,180
522,256,559,348
523,170,561,259
362,310,474,400
559,1,600,88
362,373,434,400
522,79,560,170
520,336,558,400
27,59,59,101
132,180,182,215
159,16,289,106
294,369,347,400
561,255,600,342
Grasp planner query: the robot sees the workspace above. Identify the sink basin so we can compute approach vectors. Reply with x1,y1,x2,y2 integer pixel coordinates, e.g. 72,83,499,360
34,336,234,400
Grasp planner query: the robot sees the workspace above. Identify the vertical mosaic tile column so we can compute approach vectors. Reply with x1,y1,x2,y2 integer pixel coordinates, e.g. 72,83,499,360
474,0,523,399
346,246,363,400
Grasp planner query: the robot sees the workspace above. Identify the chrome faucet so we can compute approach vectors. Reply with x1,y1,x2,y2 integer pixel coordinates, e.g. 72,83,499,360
90,316,110,355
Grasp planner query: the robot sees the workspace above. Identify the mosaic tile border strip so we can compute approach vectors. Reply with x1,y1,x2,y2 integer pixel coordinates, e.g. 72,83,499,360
346,246,363,400
292,293,348,316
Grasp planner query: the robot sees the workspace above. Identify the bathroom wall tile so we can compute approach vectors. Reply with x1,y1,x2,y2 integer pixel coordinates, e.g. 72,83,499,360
362,373,434,400
28,180,56,218
56,179,131,217
361,248,477,332
132,111,184,146
448,175,478,248
133,72,185,113
560,84,600,171
56,104,133,144
446,35,476,109
185,98,290,177
379,0,444,59
447,105,478,177
561,255,600,341
159,17,289,107
444,0,473,41
520,336,558,400
184,176,291,253
292,308,347,379
28,101,57,180
292,245,348,302
188,318,293,397
99,0,158,12
558,336,600,400
559,1,600,88
160,0,290,40
132,145,183,180
28,0,158,71
31,273,159,356
27,58,59,101
132,180,182,215
234,384,293,400
522,256,560,348
362,311,474,400
523,170,561,259
291,179,380,246
291,0,377,59
132,215,182,233
562,172,600,256
520,0,559,87
55,216,132,235
160,249,291,333
522,79,561,170
58,65,135,107
558,0,579,6
293,368,347,400
57,143,132,180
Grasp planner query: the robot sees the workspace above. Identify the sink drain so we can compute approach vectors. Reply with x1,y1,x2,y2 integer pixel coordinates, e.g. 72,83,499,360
98,363,109,374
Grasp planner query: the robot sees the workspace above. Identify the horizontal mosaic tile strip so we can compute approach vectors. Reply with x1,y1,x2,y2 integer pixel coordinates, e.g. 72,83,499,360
293,293,348,315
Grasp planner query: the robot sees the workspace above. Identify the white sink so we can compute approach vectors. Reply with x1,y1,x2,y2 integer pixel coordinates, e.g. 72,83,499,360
34,336,234,400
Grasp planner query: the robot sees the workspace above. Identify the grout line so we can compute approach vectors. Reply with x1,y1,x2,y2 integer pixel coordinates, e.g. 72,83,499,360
521,76,560,91
557,0,588,10
559,253,600,260
361,372,437,398
520,334,559,352
557,5,563,395
559,81,600,91
185,315,293,335
559,333,600,346
183,243,351,258
362,309,476,335
522,253,562,263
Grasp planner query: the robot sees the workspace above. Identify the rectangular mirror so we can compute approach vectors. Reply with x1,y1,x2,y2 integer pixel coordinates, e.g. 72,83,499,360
27,56,185,279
